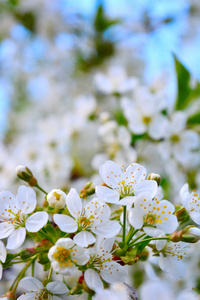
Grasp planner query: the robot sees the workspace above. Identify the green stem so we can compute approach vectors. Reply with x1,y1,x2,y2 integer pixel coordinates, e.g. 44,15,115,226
35,183,48,195
131,236,170,247
129,233,146,248
31,260,35,277
123,206,127,245
126,227,138,245
48,267,53,281
9,258,35,292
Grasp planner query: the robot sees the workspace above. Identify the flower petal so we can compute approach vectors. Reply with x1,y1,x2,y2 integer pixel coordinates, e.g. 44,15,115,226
46,281,69,294
6,227,26,250
53,214,77,233
134,180,157,198
18,277,43,291
100,262,127,283
0,222,14,239
99,160,124,188
0,241,7,263
84,269,103,292
159,253,185,279
128,208,143,229
96,186,119,204
66,188,82,218
16,186,37,214
25,212,48,232
92,220,121,238
17,292,37,300
0,191,16,220
73,231,96,247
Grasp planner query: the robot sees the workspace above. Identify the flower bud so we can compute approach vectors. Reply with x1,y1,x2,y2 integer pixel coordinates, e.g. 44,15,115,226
16,165,37,186
147,173,161,186
19,248,37,259
80,182,95,198
47,189,66,209
174,205,190,224
181,226,200,243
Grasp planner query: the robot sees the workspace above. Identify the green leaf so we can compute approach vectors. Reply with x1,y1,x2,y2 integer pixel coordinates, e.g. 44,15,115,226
187,111,200,126
174,54,191,110
174,55,200,110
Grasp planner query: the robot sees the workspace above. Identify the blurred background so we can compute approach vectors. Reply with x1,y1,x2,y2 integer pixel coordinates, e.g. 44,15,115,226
0,1,200,298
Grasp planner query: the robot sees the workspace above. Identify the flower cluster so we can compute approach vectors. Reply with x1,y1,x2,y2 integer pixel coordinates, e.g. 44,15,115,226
0,160,200,299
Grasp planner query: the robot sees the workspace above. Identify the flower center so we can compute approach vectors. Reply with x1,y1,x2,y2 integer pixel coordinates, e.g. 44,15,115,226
170,134,180,143
35,290,49,300
143,116,152,125
53,192,61,201
53,246,77,267
7,209,26,228
118,180,134,198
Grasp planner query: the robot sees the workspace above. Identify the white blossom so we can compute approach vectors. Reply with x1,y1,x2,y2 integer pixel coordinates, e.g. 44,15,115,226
84,237,127,291
47,189,66,209
17,277,68,300
96,161,157,205
0,186,48,250
48,238,89,275
180,183,200,225
128,192,178,236
54,188,121,247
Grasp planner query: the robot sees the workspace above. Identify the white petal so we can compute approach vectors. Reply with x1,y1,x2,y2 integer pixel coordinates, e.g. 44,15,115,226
118,196,135,206
159,253,185,279
128,209,143,229
148,115,168,139
17,292,37,300
180,183,190,208
96,186,119,204
18,277,43,291
84,269,103,292
156,239,167,251
99,160,124,188
0,241,7,263
53,214,77,232
0,222,15,239
181,130,199,149
100,262,127,283
190,211,200,225
6,227,26,250
158,215,179,234
73,231,96,247
46,281,69,294
95,237,115,253
25,212,48,232
55,238,75,249
172,112,187,134
134,180,157,198
92,220,121,238
16,186,37,214
73,246,89,265
0,264,2,280
66,188,82,218
84,198,111,220
125,163,147,184
143,227,164,237
0,191,16,219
